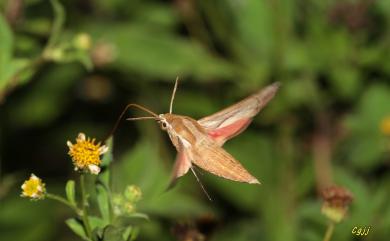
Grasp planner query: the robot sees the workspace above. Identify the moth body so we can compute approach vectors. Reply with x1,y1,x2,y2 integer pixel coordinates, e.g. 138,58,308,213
159,114,206,150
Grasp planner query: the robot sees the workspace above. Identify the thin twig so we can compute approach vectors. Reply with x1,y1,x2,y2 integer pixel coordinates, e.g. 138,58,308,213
46,193,80,214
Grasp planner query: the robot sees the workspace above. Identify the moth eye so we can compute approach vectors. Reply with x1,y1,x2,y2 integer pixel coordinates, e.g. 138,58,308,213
161,122,167,129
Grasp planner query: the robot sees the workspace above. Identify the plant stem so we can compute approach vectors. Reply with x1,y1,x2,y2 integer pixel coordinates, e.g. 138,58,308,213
46,193,80,214
47,0,65,49
323,222,335,241
80,174,93,240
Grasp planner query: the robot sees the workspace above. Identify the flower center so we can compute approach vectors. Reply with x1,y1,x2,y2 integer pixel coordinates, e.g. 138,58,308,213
24,179,41,196
68,138,102,168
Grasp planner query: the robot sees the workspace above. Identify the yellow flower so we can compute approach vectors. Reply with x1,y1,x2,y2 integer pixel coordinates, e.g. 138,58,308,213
380,116,390,136
21,174,46,199
67,133,108,174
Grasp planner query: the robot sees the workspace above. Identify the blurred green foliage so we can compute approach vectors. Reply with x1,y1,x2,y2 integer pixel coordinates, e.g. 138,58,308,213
1,0,390,241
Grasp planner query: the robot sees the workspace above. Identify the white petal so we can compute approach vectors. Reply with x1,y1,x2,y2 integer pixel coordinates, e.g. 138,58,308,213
99,145,109,154
67,141,73,148
21,184,26,189
78,133,86,141
88,164,101,175
31,174,39,180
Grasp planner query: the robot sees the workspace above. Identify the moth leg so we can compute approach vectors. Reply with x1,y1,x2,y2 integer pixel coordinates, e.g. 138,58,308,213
190,167,212,201
192,165,205,176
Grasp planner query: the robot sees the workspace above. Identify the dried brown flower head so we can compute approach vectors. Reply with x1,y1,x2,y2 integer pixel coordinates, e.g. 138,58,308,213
321,185,353,223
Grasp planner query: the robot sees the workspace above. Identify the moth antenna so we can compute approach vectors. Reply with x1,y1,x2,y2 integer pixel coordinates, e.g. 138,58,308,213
127,117,159,121
105,103,158,141
169,76,179,114
190,167,212,201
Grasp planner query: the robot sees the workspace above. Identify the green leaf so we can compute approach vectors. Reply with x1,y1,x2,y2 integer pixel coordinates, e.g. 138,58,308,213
96,184,111,224
134,3,177,29
114,213,149,228
65,180,76,206
98,168,111,193
234,0,273,57
102,225,126,241
88,24,234,80
9,64,83,127
127,212,149,221
113,140,169,197
0,16,39,99
51,49,93,71
88,216,107,231
76,51,93,71
128,227,140,241
344,83,390,169
8,58,34,85
121,227,132,241
101,225,139,241
283,78,321,109
101,136,114,167
330,66,362,99
0,14,13,91
65,218,90,241
99,136,113,188
0,194,60,241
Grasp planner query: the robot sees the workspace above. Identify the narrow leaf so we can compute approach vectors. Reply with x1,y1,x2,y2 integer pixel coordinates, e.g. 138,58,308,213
126,212,149,221
122,227,132,241
128,227,139,241
88,216,107,230
101,136,113,167
65,180,76,206
96,184,111,224
77,52,93,71
114,213,149,227
65,218,90,241
102,225,126,241
99,136,114,187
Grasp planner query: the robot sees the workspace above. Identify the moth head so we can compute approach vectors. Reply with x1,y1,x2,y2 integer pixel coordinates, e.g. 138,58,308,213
158,114,170,130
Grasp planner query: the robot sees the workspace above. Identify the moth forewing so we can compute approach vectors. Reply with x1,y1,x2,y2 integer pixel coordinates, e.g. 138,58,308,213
192,137,260,184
